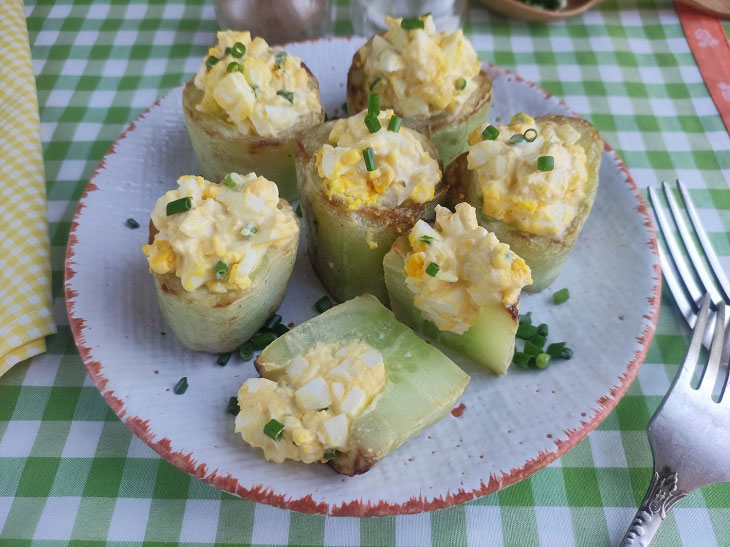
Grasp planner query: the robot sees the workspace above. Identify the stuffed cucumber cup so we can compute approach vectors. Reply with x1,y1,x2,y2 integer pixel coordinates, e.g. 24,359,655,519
347,14,492,166
384,203,532,375
295,98,448,305
142,173,300,353
182,31,324,201
447,113,602,292
235,294,469,475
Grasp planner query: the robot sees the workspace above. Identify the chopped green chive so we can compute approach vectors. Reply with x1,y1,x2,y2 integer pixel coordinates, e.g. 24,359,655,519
217,352,231,366
363,147,377,171
530,335,546,349
227,396,240,415
274,51,287,68
455,77,467,90
481,125,499,141
214,260,228,280
561,347,573,359
323,448,340,460
364,114,381,133
519,312,532,325
166,196,192,216
508,133,526,145
401,16,425,30
537,323,549,337
265,314,282,330
516,322,538,340
318,407,329,412
523,128,538,142
513,352,533,369
239,341,254,361
369,76,382,91
367,93,380,117
173,377,188,394
273,323,289,336
388,115,402,132
425,262,440,277
524,341,541,356
315,296,333,313
419,235,434,245
250,85,261,97
126,218,139,229
295,203,302,217
535,353,551,369
553,288,569,305
537,155,554,171
206,55,219,69
263,419,285,441
546,342,566,358
251,331,276,350
223,173,237,187
226,61,242,73
277,90,294,103
231,41,246,58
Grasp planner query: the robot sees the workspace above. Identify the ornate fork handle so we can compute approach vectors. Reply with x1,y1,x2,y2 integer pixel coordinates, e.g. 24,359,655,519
619,469,688,547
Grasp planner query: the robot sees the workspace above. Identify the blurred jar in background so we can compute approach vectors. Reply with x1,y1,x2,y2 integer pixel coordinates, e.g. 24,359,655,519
214,0,330,44
350,0,467,35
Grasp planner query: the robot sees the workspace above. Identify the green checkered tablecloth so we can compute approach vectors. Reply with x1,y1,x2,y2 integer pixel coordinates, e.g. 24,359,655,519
2,0,730,544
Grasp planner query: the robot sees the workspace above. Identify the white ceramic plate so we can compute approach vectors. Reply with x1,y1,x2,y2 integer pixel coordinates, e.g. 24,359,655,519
65,37,660,516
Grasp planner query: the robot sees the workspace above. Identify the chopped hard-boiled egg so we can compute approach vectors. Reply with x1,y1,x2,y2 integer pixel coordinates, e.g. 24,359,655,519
315,109,441,210
404,203,532,334
358,15,481,117
193,31,320,137
466,113,589,237
235,341,386,464
142,173,299,293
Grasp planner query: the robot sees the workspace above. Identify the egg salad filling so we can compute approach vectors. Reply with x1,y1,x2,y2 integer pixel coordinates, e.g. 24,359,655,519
193,31,320,137
404,203,532,334
235,341,386,464
358,14,481,118
315,109,441,210
142,173,299,293
467,113,589,237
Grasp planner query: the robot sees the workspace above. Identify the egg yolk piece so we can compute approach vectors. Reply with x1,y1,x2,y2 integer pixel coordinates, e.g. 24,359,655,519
466,113,589,238
235,341,386,464
142,173,299,293
193,30,320,137
315,109,441,210
404,203,532,334
358,15,481,118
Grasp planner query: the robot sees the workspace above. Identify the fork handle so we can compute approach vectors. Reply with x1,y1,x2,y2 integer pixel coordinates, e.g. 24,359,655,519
619,469,687,547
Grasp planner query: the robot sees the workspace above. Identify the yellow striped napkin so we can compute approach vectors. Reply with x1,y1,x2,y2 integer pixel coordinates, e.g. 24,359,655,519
0,0,56,376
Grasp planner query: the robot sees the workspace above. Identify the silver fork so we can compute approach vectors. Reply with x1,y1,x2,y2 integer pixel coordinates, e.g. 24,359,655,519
619,181,730,546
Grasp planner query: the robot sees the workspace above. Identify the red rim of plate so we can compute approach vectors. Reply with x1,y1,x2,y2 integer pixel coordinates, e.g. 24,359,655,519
64,37,662,517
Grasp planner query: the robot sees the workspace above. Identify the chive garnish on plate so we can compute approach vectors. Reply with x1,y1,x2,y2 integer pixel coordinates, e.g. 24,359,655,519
425,262,440,277
367,93,380,117
126,218,139,229
523,128,538,142
419,235,434,245
369,76,382,91
508,133,526,145
222,173,237,187
217,352,231,366
553,287,569,304
315,296,332,313
227,396,240,415
537,155,554,171
251,331,276,350
455,77,467,90
166,196,192,216
401,16,425,30
173,377,188,394
226,61,242,73
214,260,228,280
481,125,499,141
277,90,294,103
388,115,401,132
231,41,246,58
535,353,551,369
263,419,285,441
363,147,377,171
206,55,218,69
364,114,381,133
239,341,254,361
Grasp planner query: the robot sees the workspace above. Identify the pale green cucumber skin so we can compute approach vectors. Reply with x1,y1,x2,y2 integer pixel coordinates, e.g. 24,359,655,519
446,115,603,293
295,122,448,306
346,43,493,167
257,295,470,476
151,220,299,354
383,238,518,375
182,79,324,201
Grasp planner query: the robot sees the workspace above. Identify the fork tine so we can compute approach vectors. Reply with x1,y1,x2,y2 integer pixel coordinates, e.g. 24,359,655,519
649,186,704,306
698,302,725,397
672,294,712,388
677,180,730,304
657,242,699,327
663,182,724,306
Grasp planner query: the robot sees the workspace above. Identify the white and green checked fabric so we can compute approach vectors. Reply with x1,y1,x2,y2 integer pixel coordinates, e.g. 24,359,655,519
2,0,729,544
